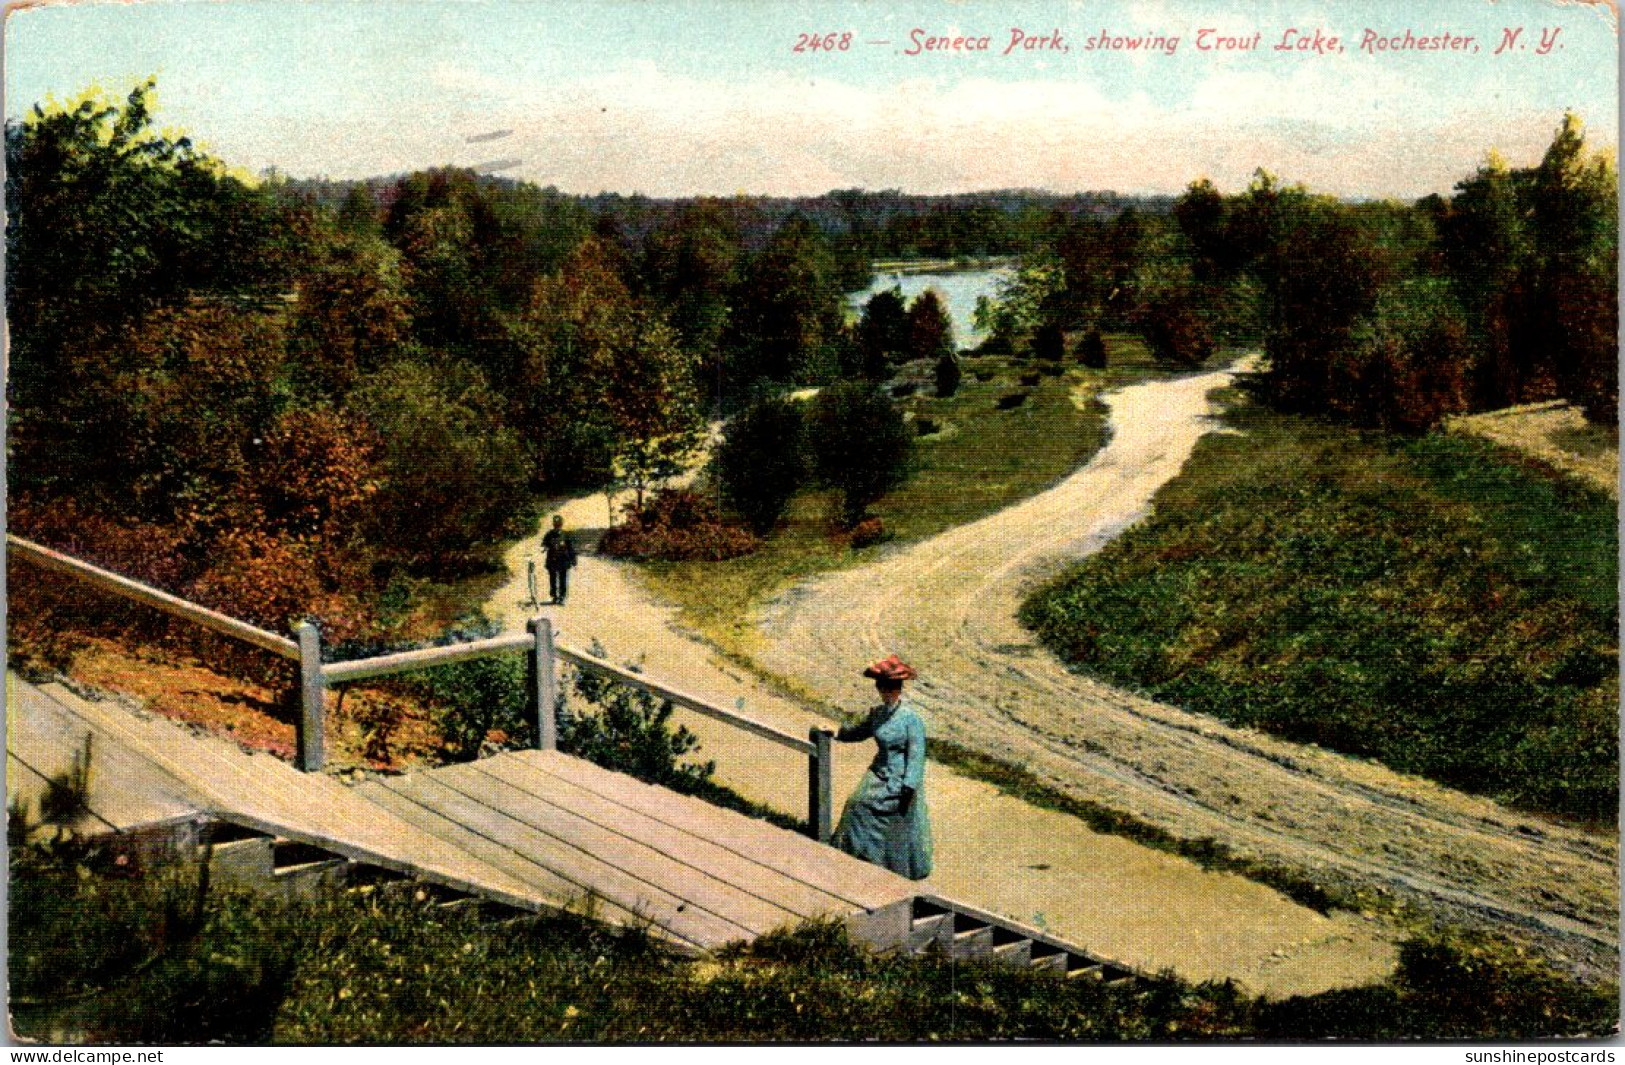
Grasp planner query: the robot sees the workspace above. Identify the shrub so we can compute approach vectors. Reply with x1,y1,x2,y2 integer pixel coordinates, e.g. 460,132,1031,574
713,397,809,534
849,517,888,549
1031,321,1066,362
1018,372,1042,387
996,393,1030,410
561,662,715,791
1142,295,1214,367
890,381,918,398
1040,362,1065,377
973,369,997,382
914,417,941,436
1079,329,1108,368
408,644,535,762
598,489,760,561
809,382,914,527
934,352,962,398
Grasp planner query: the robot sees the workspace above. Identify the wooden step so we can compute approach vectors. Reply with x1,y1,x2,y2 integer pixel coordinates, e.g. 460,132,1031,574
947,914,995,959
362,772,733,950
989,929,1033,967
908,912,951,953
1029,944,1069,973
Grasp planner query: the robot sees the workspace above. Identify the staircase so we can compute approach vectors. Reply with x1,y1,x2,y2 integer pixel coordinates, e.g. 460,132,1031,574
9,674,1141,984
906,896,1138,984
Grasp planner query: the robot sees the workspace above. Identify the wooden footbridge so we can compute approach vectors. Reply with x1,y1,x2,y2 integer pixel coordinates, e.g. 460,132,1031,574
7,536,1139,981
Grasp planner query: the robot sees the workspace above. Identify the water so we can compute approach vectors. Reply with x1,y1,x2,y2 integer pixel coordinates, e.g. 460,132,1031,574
847,266,1012,348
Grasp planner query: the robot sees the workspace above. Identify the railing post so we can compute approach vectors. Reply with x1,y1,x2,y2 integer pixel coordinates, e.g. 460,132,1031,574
296,620,325,772
528,616,557,751
808,727,833,843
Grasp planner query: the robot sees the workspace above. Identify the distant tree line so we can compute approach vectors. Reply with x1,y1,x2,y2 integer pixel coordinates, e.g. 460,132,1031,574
987,114,1617,429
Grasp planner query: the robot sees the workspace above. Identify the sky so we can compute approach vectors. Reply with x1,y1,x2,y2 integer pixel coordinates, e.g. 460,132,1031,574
4,0,1618,199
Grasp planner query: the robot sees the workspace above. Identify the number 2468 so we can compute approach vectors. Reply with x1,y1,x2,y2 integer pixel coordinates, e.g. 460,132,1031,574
793,32,853,52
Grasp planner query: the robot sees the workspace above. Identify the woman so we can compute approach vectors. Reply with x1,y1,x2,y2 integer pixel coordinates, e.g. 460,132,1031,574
831,655,933,880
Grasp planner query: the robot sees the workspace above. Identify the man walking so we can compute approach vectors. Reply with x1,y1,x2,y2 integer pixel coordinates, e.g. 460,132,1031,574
541,514,578,605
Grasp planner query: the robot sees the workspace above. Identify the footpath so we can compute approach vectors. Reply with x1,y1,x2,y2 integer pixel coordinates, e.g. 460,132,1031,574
483,372,1399,999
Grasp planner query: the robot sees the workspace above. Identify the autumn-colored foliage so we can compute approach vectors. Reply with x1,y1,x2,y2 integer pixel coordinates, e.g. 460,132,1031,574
598,490,760,562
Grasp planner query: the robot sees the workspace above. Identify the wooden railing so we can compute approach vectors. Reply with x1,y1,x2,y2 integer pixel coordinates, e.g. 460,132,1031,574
7,534,835,841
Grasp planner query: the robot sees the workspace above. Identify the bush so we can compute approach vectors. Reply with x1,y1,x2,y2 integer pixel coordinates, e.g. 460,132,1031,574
1018,372,1042,387
809,382,914,527
598,489,760,561
713,397,809,534
849,517,888,549
1040,362,1065,377
914,417,941,436
1142,295,1214,368
934,352,962,398
996,393,1030,410
1079,329,1108,368
973,369,997,382
10,837,298,1044
1031,321,1066,361
561,662,716,791
413,648,536,762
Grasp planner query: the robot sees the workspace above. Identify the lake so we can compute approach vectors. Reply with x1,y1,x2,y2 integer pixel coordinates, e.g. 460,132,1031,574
847,265,1012,349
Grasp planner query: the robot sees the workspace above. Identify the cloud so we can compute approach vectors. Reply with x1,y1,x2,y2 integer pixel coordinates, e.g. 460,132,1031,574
212,57,1610,199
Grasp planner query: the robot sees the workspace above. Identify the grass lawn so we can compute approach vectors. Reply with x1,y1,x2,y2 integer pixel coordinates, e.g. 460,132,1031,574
639,336,1173,655
13,838,1615,1043
1021,386,1619,824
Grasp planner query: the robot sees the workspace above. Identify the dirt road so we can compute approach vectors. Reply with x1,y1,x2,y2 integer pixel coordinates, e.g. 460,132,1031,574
754,365,1618,976
484,370,1418,998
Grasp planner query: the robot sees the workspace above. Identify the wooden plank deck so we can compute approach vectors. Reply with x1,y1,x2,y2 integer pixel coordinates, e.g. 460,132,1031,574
353,753,918,951
16,679,548,918
7,676,916,954
7,679,198,833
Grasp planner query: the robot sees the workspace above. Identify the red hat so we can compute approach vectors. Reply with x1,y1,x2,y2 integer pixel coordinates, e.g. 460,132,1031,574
862,655,918,682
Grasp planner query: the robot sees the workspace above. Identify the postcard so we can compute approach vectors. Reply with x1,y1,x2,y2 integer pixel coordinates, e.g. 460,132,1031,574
4,0,1618,1050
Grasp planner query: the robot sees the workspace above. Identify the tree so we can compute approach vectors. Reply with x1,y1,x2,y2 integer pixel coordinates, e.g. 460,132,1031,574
714,398,809,534
726,213,846,385
906,289,956,363
604,312,704,511
6,79,295,502
286,232,411,399
643,200,743,378
1528,114,1618,423
856,287,910,378
809,383,913,527
513,238,701,495
1141,294,1213,368
1440,151,1532,408
973,256,1064,351
349,359,530,573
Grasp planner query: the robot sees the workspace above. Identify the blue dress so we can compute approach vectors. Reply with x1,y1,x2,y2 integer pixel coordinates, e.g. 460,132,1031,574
832,699,933,880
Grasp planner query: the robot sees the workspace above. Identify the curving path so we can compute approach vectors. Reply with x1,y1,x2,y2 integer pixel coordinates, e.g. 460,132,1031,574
481,366,1417,998
754,362,1618,977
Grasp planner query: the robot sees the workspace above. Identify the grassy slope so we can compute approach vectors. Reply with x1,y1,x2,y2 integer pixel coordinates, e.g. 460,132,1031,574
12,844,1615,1043
1021,387,1619,824
639,337,1163,655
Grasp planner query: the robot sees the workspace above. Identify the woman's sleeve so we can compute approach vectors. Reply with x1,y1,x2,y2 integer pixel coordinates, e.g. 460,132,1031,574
902,712,926,791
835,716,873,743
